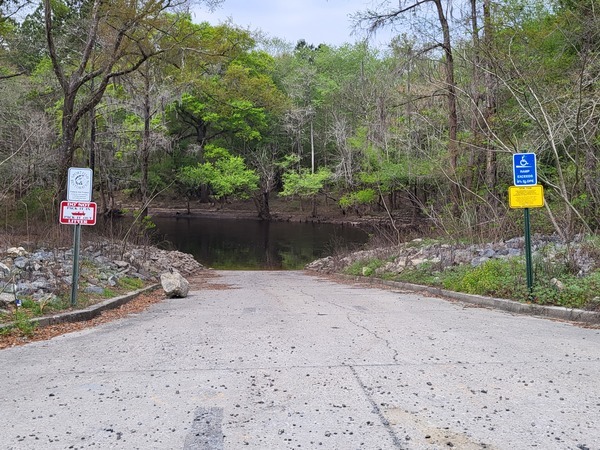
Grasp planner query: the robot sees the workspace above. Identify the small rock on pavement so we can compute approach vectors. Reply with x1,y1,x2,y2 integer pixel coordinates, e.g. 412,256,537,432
160,271,190,298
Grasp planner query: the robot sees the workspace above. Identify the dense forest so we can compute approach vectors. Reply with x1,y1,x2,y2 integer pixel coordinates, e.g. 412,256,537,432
1,0,599,242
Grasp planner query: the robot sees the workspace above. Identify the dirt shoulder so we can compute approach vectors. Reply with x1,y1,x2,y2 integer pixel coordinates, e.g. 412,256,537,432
0,272,221,350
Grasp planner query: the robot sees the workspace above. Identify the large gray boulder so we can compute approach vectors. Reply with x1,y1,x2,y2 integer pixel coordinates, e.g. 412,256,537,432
160,270,190,298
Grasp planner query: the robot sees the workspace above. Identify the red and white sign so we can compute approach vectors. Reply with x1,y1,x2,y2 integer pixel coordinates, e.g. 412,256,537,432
59,201,97,225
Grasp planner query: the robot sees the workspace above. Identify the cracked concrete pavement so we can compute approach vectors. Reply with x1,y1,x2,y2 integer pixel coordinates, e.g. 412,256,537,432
1,270,599,449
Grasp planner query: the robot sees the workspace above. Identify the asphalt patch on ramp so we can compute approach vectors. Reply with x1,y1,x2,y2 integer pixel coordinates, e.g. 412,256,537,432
184,407,224,449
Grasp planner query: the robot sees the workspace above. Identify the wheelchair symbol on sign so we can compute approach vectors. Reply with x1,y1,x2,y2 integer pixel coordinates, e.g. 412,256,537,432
513,153,537,186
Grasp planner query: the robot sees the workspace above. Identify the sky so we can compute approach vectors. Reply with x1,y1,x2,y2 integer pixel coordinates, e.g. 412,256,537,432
191,0,396,48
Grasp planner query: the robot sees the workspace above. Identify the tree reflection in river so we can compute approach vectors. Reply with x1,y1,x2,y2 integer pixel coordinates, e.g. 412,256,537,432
152,216,369,270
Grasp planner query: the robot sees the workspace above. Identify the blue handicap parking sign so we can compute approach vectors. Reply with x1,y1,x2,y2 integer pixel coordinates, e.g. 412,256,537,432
513,153,537,186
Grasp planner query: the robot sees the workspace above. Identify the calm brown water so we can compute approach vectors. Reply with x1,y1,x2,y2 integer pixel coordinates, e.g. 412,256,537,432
152,216,369,270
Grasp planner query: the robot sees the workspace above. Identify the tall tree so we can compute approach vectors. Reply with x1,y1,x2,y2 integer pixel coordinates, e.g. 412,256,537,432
488,0,599,235
42,0,221,202
166,23,256,162
355,0,460,205
167,23,287,213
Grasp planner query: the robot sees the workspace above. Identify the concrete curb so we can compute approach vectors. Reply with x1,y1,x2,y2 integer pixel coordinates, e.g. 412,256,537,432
0,284,160,331
325,273,600,325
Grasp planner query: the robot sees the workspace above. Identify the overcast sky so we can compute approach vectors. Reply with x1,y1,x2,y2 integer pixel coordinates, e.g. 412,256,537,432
192,0,395,48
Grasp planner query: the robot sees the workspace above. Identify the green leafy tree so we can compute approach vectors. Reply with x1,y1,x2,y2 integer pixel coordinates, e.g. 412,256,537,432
40,0,222,203
0,1,26,80
166,22,287,213
167,25,286,158
166,23,256,159
339,188,377,217
280,156,332,217
179,146,259,208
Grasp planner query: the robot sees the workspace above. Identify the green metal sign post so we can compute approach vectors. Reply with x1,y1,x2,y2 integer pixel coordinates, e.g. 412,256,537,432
510,153,541,298
523,208,533,295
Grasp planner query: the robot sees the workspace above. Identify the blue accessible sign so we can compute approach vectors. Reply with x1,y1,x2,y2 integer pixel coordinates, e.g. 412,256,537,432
513,153,537,186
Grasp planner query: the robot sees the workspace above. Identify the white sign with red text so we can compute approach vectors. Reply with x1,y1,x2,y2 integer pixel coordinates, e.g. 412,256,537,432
59,201,97,225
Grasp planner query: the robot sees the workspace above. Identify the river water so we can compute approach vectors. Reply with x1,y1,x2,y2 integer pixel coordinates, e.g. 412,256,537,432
152,216,369,270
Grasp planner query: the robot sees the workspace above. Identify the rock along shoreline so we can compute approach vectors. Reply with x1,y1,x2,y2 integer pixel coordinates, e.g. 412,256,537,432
0,240,203,315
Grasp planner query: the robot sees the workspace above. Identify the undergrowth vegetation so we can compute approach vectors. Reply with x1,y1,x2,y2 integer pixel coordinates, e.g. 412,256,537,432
0,276,148,330
343,238,600,310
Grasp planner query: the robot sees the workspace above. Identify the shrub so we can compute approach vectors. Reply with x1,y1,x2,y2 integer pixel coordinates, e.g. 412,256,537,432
339,189,377,213
11,309,37,337
394,262,443,286
533,270,600,308
442,258,525,298
345,259,384,277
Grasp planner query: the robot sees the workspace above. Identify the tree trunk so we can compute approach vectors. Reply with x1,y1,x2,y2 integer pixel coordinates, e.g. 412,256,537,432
434,0,459,206
89,109,96,173
44,0,167,211
140,69,151,218
89,75,97,174
254,191,272,220
99,175,108,216
483,0,498,197
310,120,315,174
57,123,77,204
194,120,210,203
468,0,484,192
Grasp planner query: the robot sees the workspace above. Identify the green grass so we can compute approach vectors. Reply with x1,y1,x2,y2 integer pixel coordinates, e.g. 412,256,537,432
393,262,444,286
531,271,600,308
102,288,118,298
117,276,144,290
0,308,38,337
345,258,385,277
442,258,527,298
345,254,600,309
0,275,149,329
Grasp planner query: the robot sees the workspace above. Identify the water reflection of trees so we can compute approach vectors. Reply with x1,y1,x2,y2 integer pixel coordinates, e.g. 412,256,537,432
152,217,368,270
